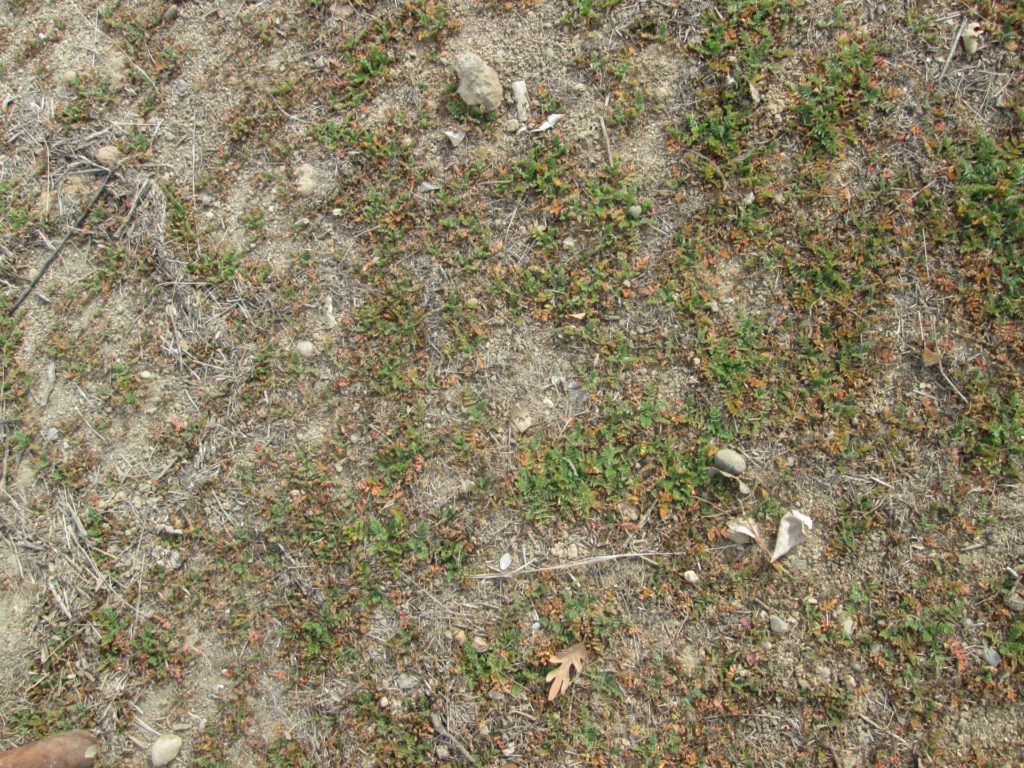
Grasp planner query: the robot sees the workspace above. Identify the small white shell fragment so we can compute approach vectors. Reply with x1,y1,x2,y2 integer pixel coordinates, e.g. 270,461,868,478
295,340,315,357
499,553,512,571
683,570,699,585
530,113,564,133
961,21,983,54
511,80,529,122
151,733,183,767
444,129,465,147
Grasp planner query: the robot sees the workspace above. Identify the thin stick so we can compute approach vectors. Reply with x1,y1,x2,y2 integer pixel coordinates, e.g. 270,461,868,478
470,551,687,580
8,167,116,315
430,713,473,763
115,178,152,238
938,358,969,404
598,116,613,166
938,17,968,82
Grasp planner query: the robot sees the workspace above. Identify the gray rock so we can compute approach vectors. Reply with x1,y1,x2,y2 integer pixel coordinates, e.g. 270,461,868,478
769,615,791,635
713,448,747,476
294,163,327,197
1005,589,1024,613
163,5,179,22
982,647,1001,668
295,340,315,357
396,672,419,690
502,118,520,133
627,204,643,220
454,53,502,112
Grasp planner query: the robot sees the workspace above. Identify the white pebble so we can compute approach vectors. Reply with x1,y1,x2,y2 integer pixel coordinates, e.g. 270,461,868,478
683,570,699,585
295,340,315,357
151,734,182,767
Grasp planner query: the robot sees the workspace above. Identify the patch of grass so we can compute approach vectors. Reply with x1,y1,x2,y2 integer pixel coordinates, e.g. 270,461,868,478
188,250,242,285
350,279,426,394
948,135,1024,320
795,36,883,154
518,395,705,522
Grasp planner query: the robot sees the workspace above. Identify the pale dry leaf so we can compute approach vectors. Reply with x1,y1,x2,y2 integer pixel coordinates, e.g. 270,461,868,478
546,642,586,701
726,517,762,545
770,511,813,562
921,345,941,367
709,466,751,495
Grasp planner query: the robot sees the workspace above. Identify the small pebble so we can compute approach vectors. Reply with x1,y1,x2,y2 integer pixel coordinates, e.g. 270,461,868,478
841,616,855,638
151,734,182,767
472,635,489,653
163,5,179,22
713,448,747,476
452,628,467,644
769,615,791,635
95,144,121,164
498,553,512,571
982,647,1001,668
503,118,520,133
683,570,699,585
295,340,315,357
627,204,643,220
378,695,390,708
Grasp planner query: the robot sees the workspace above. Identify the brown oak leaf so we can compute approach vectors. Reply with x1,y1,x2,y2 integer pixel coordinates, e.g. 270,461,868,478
545,643,586,701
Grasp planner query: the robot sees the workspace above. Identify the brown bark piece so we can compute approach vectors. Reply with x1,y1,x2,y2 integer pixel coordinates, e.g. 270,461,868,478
0,731,99,768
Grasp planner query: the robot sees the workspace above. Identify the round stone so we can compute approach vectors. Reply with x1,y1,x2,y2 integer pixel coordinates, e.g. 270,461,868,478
769,615,791,635
151,734,182,767
683,570,699,585
295,340,315,357
713,448,747,476
982,647,1001,668
627,204,643,220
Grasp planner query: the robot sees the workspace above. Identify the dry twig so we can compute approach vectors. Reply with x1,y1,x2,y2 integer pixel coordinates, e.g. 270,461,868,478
8,167,116,315
470,551,687,580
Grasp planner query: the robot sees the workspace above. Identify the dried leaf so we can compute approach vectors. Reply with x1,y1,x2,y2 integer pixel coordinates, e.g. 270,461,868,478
921,345,940,367
546,642,586,701
770,511,813,562
708,466,751,495
726,517,762,545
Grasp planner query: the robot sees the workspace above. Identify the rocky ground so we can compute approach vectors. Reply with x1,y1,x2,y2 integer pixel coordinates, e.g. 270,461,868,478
0,0,1022,765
